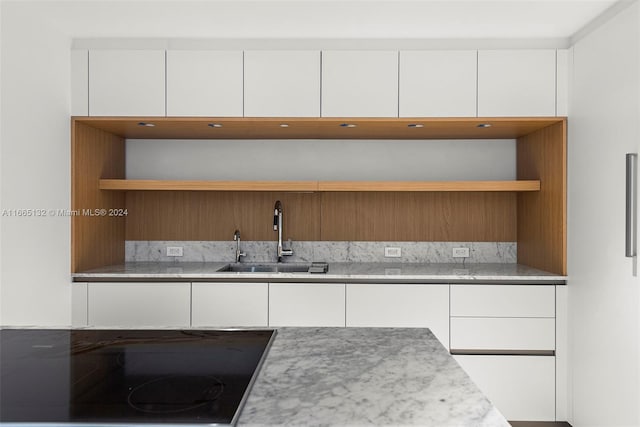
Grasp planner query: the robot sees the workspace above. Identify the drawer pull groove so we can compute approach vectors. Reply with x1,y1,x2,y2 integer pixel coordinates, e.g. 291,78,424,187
450,349,555,356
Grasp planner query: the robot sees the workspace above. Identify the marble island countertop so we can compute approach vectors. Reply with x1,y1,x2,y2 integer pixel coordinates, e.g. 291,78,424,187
238,327,509,426
73,261,567,283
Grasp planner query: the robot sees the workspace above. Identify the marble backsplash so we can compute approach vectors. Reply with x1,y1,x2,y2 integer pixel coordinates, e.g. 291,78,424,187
125,241,517,264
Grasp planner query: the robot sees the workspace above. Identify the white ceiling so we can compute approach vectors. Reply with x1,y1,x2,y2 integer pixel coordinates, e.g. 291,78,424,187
18,0,629,45
191,0,622,40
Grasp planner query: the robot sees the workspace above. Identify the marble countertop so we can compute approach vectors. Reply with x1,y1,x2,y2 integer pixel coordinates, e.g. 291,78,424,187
73,261,567,283
238,327,508,426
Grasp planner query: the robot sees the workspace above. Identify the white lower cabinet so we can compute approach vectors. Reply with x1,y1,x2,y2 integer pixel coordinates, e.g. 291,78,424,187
191,282,268,327
268,283,345,327
72,282,88,327
454,355,556,421
87,282,190,327
346,283,449,348
450,283,558,421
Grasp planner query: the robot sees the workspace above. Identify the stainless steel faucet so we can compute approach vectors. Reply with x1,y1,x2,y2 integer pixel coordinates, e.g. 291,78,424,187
273,200,293,262
233,229,246,263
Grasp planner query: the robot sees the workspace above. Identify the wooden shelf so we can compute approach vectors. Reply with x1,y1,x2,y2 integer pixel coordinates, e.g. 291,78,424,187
74,117,565,140
99,179,318,192
99,179,540,192
317,180,540,192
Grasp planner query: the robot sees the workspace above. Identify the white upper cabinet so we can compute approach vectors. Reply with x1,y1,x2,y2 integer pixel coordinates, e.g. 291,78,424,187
167,50,243,117
70,50,88,116
478,49,556,117
244,51,320,117
81,48,565,118
321,50,398,117
89,49,166,116
399,50,477,117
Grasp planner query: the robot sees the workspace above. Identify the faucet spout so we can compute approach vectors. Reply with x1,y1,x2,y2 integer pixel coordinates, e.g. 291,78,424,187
273,200,293,262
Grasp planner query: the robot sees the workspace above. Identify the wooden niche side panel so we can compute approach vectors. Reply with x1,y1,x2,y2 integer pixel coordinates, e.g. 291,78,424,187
320,192,517,242
517,120,567,275
125,191,321,241
71,121,126,272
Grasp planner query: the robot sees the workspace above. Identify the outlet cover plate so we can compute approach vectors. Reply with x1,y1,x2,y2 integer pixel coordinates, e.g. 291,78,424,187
166,246,184,257
384,247,402,258
452,247,470,258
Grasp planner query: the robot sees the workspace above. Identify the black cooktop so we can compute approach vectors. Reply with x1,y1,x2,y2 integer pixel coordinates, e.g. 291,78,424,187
0,329,276,425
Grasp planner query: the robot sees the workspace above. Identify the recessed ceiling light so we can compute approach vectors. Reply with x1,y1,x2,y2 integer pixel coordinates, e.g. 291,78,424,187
208,123,223,128
408,124,424,128
279,124,289,128
340,123,357,128
477,123,492,128
137,122,155,127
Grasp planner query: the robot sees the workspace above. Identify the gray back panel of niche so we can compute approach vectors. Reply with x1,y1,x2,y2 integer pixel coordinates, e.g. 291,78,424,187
125,241,516,264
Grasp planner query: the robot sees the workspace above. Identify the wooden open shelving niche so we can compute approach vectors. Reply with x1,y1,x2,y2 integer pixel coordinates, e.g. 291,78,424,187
72,116,567,275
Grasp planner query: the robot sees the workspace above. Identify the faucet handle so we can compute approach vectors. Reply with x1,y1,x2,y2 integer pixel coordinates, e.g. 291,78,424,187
281,239,294,256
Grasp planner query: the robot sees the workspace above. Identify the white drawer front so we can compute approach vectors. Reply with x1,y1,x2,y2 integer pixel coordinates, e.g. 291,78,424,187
451,317,555,351
269,283,345,327
192,282,268,327
451,285,555,318
346,284,449,347
88,282,191,327
455,355,556,421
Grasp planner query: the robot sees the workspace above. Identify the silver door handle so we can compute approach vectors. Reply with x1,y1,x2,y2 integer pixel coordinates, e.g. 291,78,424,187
626,153,637,257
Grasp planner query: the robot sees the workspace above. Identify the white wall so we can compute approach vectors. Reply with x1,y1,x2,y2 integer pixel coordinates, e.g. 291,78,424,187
1,4,72,326
127,139,516,181
568,2,640,426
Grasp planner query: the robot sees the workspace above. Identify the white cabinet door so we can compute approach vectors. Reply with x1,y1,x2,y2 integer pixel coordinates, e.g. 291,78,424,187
87,282,190,327
167,50,243,117
346,283,449,347
450,284,555,318
269,283,345,327
244,51,320,117
399,50,477,117
322,51,398,117
89,49,165,116
455,355,556,421
192,282,268,327
71,50,88,116
478,49,556,117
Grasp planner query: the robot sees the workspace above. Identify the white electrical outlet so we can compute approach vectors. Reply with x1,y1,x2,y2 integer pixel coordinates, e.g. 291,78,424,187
452,247,470,258
166,246,183,257
384,247,402,258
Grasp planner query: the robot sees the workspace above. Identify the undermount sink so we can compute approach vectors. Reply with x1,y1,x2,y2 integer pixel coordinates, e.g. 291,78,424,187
217,263,328,274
